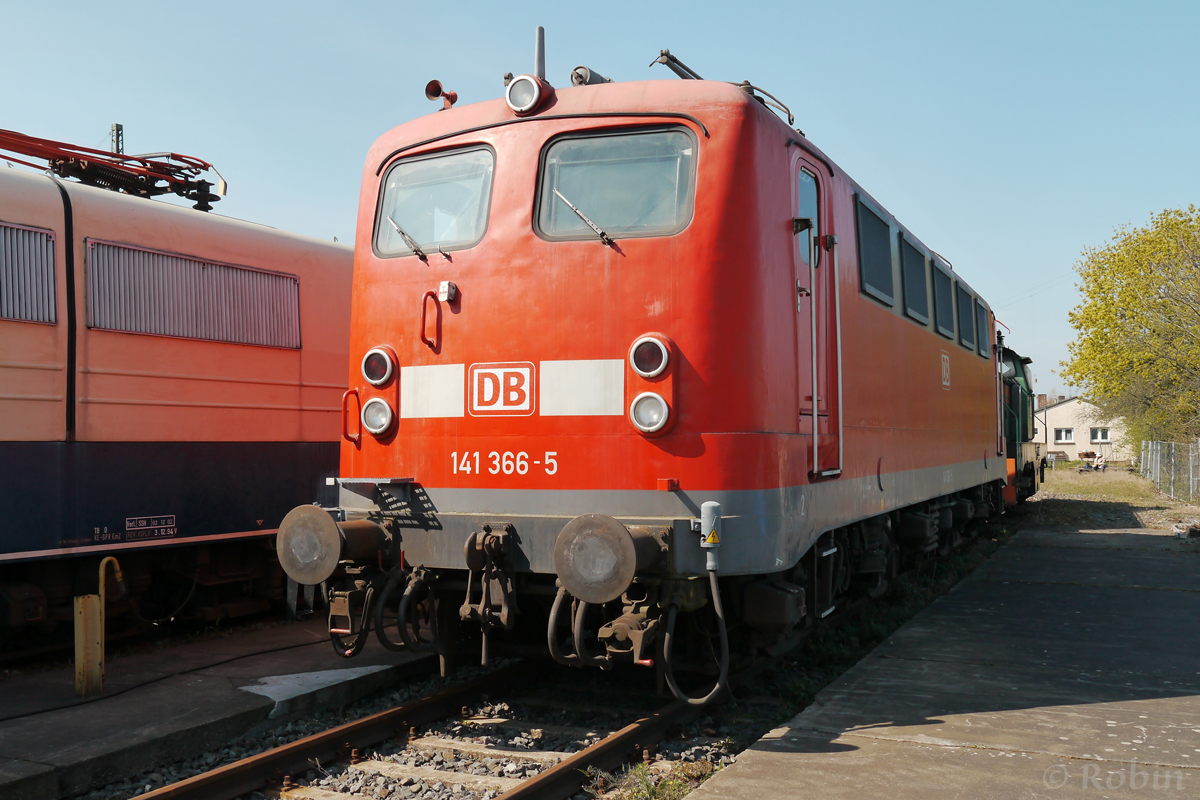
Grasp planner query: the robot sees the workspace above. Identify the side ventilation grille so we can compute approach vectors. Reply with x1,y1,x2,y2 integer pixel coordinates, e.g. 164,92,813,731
0,222,57,324
86,241,301,349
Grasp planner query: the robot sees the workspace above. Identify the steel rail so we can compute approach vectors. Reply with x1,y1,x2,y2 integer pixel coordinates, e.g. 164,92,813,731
497,698,700,800
138,658,527,800
137,587,882,800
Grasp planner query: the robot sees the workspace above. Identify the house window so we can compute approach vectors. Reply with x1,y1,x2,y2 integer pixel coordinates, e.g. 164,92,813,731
1054,428,1074,443
1091,427,1110,443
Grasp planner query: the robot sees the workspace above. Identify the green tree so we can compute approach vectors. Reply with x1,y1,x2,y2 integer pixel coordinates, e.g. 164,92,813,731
1062,206,1200,442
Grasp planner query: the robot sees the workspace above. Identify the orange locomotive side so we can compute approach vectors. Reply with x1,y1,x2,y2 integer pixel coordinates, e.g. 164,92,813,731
0,166,352,638
278,62,1019,698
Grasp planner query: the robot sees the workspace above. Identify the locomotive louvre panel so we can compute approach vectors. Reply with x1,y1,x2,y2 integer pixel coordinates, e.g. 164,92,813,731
0,222,56,324
535,128,697,241
932,264,955,339
956,284,976,349
85,241,301,348
899,235,929,324
374,146,495,258
854,196,894,305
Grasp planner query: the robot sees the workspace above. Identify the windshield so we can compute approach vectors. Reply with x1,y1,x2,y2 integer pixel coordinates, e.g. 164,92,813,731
375,147,494,257
537,129,696,241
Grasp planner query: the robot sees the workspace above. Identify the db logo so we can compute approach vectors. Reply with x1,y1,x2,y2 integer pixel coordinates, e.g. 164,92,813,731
469,362,535,416
941,351,951,389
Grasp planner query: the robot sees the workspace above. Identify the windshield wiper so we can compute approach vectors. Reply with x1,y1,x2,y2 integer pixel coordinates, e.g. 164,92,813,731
385,214,428,262
553,189,613,246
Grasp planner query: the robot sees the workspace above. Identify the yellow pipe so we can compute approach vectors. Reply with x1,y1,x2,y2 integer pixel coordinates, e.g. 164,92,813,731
96,556,124,684
75,556,124,697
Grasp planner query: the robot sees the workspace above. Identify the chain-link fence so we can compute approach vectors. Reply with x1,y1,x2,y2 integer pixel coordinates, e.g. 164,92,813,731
1141,441,1200,501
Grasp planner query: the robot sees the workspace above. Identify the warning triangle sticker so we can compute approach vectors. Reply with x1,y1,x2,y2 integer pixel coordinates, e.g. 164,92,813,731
704,529,720,545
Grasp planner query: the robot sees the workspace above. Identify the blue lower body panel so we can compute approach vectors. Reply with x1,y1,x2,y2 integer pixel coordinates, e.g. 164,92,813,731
0,441,339,561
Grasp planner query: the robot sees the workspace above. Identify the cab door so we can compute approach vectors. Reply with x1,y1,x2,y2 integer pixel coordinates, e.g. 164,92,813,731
792,153,841,475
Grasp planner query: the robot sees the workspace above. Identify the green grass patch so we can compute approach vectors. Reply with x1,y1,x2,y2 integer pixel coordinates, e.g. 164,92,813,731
1040,467,1166,505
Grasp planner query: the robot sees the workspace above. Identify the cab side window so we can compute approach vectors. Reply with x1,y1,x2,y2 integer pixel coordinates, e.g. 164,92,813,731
797,169,819,267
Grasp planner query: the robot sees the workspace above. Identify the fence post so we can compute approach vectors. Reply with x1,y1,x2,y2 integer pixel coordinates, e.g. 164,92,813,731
1171,442,1176,499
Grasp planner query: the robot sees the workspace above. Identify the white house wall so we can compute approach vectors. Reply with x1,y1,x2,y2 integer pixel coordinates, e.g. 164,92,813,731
1035,398,1134,461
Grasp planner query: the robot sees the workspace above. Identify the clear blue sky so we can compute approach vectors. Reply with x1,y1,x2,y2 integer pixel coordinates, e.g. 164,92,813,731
4,0,1197,392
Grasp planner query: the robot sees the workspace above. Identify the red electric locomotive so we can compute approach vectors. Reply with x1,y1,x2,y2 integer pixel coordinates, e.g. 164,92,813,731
277,37,1040,701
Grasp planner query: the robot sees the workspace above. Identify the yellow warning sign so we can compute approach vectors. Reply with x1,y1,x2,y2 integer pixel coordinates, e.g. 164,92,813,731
704,529,720,545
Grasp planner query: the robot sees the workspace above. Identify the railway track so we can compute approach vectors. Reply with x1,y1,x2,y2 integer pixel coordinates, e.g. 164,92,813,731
136,660,713,800
124,531,992,800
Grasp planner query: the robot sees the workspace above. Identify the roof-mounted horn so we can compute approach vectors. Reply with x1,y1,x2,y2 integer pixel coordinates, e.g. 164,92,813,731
424,80,458,110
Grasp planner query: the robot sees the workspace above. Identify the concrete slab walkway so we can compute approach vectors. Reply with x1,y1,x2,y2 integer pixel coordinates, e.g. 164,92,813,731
0,620,430,800
690,529,1200,799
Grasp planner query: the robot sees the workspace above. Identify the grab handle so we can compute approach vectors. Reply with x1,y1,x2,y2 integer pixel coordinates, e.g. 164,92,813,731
420,290,438,350
341,388,361,446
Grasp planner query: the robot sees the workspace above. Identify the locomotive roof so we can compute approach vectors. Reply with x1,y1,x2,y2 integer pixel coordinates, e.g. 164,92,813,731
365,79,792,174
365,78,986,307
0,166,350,253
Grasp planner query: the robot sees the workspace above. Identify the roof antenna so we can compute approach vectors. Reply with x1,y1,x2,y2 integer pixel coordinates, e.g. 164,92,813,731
535,26,546,80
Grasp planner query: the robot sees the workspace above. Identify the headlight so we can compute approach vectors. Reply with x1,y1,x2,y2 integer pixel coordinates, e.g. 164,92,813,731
630,392,669,433
630,336,668,378
361,398,394,435
505,75,542,114
361,347,394,386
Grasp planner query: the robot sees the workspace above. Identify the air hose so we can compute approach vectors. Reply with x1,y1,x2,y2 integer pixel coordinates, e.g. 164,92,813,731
662,568,729,706
547,585,581,666
330,584,374,658
572,601,613,670
374,565,408,651
396,568,439,653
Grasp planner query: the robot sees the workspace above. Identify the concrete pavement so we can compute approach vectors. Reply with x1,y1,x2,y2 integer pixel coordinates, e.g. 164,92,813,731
0,619,430,799
690,529,1200,799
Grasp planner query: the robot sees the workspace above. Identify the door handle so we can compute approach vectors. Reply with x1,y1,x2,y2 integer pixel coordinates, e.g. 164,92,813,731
796,280,811,311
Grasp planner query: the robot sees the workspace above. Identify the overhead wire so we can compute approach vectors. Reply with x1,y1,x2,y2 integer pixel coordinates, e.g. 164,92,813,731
992,273,1076,310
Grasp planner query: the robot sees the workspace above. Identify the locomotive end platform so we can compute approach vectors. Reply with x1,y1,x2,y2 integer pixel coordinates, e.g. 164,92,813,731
691,528,1200,799
0,621,430,800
